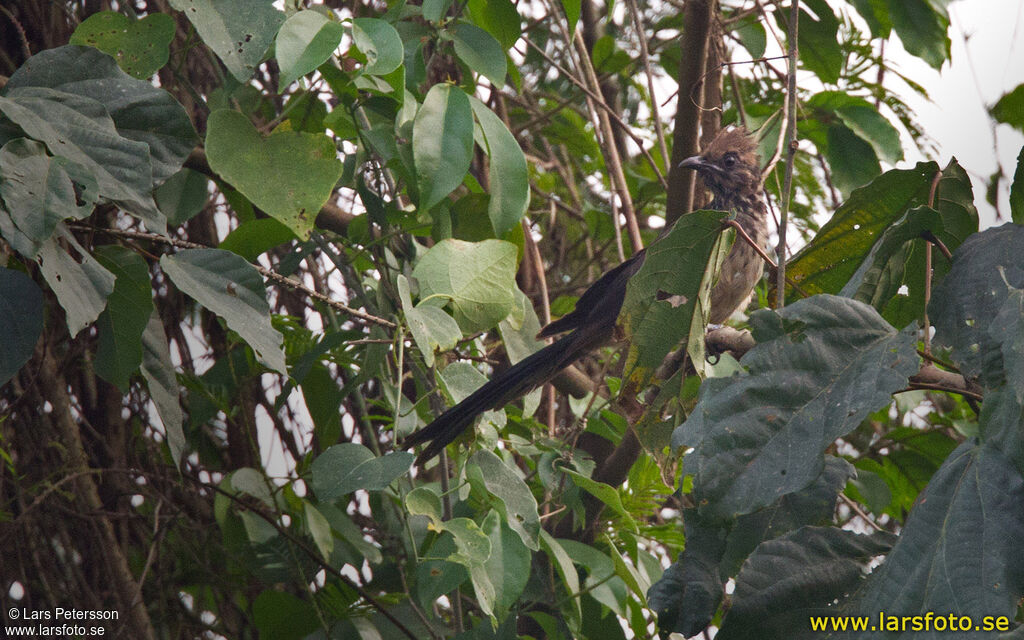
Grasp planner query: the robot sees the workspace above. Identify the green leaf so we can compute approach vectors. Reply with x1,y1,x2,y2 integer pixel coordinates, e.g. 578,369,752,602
352,18,404,76
310,443,413,501
140,312,186,466
0,138,96,254
205,110,342,240
467,0,521,49
787,162,940,296
539,530,582,625
469,97,529,236
252,590,320,640
160,248,287,373
7,45,196,186
620,209,729,382
807,91,903,164
718,528,896,639
397,274,461,367
168,0,285,82
467,450,541,551
603,534,647,606
823,123,881,194
721,456,855,576
674,295,919,520
218,218,295,261
992,84,1024,132
841,183,977,328
887,0,950,70
412,238,518,333
850,443,1024,626
155,168,210,226
69,11,175,79
0,89,162,229
36,226,115,336
93,246,154,391
848,0,892,38
733,13,766,59
979,388,1024,475
648,508,728,636
304,502,334,558
1011,145,1024,225
561,0,581,34
0,267,44,386
931,223,1024,392
481,510,531,615
563,468,638,533
406,486,443,522
413,84,474,210
276,11,344,91
778,0,842,84
451,23,506,88
300,364,343,448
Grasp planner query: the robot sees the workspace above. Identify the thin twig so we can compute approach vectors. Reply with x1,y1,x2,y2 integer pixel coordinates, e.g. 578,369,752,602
923,171,942,357
67,223,397,329
775,0,799,310
624,0,670,168
523,37,668,191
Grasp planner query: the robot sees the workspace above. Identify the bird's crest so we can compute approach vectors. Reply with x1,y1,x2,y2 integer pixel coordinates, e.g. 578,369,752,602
702,127,759,166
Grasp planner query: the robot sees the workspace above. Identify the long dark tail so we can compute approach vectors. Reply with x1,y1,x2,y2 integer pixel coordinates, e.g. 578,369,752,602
404,332,588,464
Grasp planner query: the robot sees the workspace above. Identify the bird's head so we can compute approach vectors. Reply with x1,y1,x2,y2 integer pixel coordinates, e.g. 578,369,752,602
679,127,762,205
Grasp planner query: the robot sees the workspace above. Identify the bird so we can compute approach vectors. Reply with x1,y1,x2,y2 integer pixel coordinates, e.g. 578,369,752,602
403,127,768,464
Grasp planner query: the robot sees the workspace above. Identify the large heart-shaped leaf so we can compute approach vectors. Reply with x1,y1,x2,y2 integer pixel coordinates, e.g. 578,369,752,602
0,267,44,386
276,11,344,91
93,246,154,391
205,110,342,239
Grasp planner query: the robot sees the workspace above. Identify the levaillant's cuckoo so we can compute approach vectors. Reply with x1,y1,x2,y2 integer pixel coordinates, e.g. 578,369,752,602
404,128,768,463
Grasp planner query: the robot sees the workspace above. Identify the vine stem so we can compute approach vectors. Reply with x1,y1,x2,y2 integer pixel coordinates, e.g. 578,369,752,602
776,0,799,310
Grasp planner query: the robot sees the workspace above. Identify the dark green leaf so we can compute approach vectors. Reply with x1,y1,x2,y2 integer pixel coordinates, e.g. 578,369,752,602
93,246,154,391
0,138,96,254
205,110,342,240
252,590,320,640
539,530,582,625
824,123,882,194
413,83,474,210
787,162,939,297
140,312,186,466
469,97,529,235
218,218,294,261
481,510,531,615
69,11,175,79
155,168,210,226
849,0,892,38
931,224,1024,391
778,0,842,84
0,88,162,229
310,443,413,500
0,267,43,386
721,456,855,576
275,10,345,91
168,0,285,82
160,247,287,373
620,209,729,382
850,443,1024,627
718,527,895,640
452,23,506,88
733,13,766,59
6,45,195,186
561,0,581,34
36,226,115,336
887,0,950,70
352,17,404,76
648,508,728,637
1011,145,1024,224
992,84,1024,132
467,450,541,551
467,0,521,49
674,295,918,520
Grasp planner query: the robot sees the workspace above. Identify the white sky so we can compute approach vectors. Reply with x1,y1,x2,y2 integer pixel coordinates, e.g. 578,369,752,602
896,0,1024,226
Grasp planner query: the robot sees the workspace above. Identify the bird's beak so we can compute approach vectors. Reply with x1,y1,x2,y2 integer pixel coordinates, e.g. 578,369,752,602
679,155,707,170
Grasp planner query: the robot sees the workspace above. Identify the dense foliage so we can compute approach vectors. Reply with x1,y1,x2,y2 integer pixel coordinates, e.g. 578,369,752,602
1,1,1023,638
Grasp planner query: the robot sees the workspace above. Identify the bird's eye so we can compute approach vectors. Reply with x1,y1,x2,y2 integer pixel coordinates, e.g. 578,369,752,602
723,152,738,168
